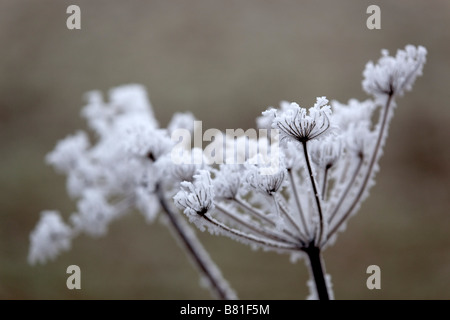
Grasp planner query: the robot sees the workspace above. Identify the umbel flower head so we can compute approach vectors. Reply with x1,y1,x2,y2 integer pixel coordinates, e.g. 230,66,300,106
174,170,215,217
246,162,286,195
362,45,427,97
267,97,332,143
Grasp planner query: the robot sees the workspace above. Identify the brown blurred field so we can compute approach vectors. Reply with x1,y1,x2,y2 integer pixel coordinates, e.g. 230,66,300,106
1,0,449,299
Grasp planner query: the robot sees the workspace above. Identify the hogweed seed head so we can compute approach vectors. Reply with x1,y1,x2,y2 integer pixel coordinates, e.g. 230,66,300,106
269,97,332,144
362,45,427,98
174,170,215,217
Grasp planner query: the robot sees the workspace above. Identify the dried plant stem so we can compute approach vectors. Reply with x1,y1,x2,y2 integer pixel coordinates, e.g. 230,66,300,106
328,154,363,226
327,93,393,241
156,183,235,300
301,141,325,246
215,203,297,245
287,169,309,238
322,165,331,201
234,197,274,226
304,243,330,300
202,213,301,251
273,193,306,244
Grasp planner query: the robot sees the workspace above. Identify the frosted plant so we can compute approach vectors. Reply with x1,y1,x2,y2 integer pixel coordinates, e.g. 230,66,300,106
28,211,72,265
30,45,426,300
28,84,236,300
173,45,426,299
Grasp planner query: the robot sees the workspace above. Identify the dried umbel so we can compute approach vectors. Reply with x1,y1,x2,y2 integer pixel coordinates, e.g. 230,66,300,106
29,84,236,300
173,45,427,299
30,45,426,300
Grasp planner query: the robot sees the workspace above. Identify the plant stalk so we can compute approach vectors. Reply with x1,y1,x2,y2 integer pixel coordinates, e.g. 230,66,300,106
304,243,330,300
156,183,235,300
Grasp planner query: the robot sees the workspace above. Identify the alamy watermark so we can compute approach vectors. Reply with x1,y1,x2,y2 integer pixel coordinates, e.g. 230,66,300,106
171,121,281,175
66,5,81,30
366,265,381,290
66,265,81,289
366,5,381,30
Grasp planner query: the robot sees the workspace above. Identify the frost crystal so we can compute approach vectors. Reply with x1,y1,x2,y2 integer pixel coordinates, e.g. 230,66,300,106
31,84,237,300
174,170,215,216
362,45,427,97
28,211,73,265
71,189,116,237
45,131,90,173
246,163,286,195
270,97,332,143
213,164,242,200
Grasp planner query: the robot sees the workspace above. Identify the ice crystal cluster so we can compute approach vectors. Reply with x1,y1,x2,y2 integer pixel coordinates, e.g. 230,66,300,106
28,84,236,299
30,45,426,300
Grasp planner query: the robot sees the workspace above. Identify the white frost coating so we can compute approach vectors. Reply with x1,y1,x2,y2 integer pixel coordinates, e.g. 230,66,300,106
124,126,173,161
362,45,427,98
46,131,90,174
167,111,196,134
306,273,334,300
310,135,342,169
135,188,160,223
245,161,286,195
269,97,332,143
28,211,73,265
174,170,215,216
71,189,116,237
31,84,241,300
331,99,376,131
167,148,207,182
213,164,242,200
171,45,426,299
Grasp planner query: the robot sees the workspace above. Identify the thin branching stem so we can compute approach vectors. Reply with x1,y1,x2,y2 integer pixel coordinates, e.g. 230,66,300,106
234,196,302,243
287,169,310,239
156,183,234,300
301,141,325,247
273,193,307,244
328,153,363,225
202,213,301,251
215,203,298,245
327,93,394,241
322,165,331,201
234,197,274,227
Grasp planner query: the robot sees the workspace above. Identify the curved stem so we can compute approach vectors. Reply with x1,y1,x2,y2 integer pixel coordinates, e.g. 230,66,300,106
156,183,236,300
273,193,307,244
287,169,310,238
327,93,393,241
301,141,325,247
202,214,301,251
234,197,274,227
322,165,331,201
328,154,363,225
215,203,298,245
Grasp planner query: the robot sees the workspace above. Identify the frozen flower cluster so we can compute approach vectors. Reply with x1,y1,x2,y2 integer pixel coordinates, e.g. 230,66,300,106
30,84,178,261
30,45,426,300
173,45,427,299
29,84,236,299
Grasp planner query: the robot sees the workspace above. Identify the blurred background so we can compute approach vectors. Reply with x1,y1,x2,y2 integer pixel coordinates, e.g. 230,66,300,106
1,0,449,299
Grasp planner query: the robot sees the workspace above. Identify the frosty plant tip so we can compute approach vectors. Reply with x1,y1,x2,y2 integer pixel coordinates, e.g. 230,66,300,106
29,45,426,300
